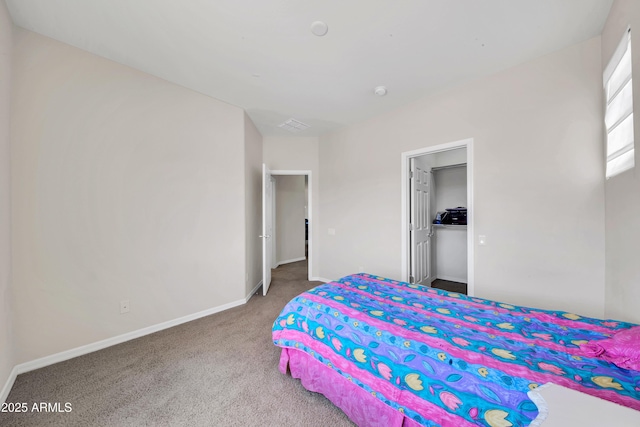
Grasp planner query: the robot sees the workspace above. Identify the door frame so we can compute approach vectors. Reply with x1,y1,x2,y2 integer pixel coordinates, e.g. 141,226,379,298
270,175,277,269
262,164,273,296
400,138,475,296
270,169,313,282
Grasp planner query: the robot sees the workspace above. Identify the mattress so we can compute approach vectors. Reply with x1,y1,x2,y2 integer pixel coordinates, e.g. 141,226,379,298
272,273,640,426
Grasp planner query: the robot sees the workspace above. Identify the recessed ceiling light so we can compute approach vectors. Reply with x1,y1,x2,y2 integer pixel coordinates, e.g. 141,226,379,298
374,86,388,96
278,118,310,133
311,21,328,37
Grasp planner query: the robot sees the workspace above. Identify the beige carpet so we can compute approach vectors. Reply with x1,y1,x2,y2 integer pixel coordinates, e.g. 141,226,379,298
1,261,354,426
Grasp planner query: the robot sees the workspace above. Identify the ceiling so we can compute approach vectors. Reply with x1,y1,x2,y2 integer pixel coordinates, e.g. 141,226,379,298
5,0,613,137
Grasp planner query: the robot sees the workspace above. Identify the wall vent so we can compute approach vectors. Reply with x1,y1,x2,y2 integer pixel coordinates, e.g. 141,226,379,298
278,118,310,133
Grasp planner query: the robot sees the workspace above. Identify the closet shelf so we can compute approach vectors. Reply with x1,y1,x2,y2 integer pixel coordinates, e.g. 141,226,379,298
433,224,467,230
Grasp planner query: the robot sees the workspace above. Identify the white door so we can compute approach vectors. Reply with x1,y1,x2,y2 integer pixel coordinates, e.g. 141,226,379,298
410,157,433,285
262,164,273,295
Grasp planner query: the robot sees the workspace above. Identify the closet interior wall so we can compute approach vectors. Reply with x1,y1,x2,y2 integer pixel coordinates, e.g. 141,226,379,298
431,164,468,284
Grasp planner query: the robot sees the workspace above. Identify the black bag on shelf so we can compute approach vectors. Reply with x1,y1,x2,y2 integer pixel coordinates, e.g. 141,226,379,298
445,207,467,225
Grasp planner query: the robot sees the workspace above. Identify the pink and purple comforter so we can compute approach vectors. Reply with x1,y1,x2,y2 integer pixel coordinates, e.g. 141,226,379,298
272,274,640,426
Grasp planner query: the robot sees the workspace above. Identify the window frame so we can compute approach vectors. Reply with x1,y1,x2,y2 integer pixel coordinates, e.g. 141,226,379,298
604,28,634,179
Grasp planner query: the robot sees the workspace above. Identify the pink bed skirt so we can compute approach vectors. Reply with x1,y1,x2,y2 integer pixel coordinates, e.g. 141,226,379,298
279,347,423,427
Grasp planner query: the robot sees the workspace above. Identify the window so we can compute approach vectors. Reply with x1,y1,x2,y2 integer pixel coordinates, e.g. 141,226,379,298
604,29,634,179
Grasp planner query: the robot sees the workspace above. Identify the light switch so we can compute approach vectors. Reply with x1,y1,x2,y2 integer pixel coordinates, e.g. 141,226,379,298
478,235,487,246
328,228,336,235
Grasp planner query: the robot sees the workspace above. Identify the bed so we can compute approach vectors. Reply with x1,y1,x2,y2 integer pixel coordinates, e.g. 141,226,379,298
272,273,640,427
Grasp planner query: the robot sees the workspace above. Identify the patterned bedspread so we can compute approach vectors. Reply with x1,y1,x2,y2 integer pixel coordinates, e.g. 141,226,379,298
272,274,640,427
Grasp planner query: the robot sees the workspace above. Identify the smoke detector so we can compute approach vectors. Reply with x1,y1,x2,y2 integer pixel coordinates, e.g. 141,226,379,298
374,86,388,96
311,21,329,37
278,118,310,133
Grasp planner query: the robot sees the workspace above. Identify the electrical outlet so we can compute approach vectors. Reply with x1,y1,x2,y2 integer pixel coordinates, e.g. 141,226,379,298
120,300,130,314
328,228,336,235
358,266,364,272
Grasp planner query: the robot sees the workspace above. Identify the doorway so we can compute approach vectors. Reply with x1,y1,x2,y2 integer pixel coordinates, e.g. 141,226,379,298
261,166,313,295
400,139,474,296
273,175,307,267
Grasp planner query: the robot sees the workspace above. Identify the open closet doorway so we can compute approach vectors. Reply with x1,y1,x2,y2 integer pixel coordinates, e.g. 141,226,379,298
400,139,474,296
261,165,313,295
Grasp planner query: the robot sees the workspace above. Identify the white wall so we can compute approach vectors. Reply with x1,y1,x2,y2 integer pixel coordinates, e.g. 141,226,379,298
319,37,606,317
434,227,467,283
433,167,467,212
11,29,248,363
0,0,14,398
275,175,306,264
244,113,263,295
263,136,320,277
602,0,640,323
433,147,467,168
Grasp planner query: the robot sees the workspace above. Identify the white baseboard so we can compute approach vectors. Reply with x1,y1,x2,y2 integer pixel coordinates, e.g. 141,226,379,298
436,275,468,284
310,276,333,283
5,297,248,395
0,366,18,404
247,280,263,299
276,257,306,267
1,278,270,403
